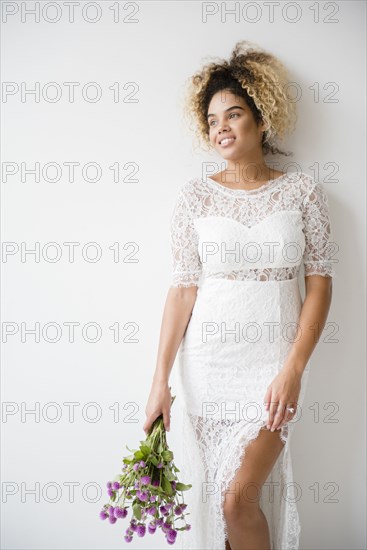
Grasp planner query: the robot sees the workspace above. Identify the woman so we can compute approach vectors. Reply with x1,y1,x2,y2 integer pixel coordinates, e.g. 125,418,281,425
143,40,335,550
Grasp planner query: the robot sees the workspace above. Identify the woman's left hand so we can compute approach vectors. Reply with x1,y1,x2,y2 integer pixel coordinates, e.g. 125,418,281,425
264,365,302,432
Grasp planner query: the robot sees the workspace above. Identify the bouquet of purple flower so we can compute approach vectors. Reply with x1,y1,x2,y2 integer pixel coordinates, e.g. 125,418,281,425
99,391,192,545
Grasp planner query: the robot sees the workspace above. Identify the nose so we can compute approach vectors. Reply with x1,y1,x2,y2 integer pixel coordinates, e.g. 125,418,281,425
219,128,228,134
218,122,230,134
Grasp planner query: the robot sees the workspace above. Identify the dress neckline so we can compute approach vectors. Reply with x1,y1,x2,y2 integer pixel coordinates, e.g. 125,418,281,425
204,172,288,196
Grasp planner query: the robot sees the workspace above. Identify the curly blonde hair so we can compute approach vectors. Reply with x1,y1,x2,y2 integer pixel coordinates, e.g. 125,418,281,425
182,40,297,156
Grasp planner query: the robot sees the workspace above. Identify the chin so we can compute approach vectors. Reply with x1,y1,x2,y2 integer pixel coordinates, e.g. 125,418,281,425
217,149,240,161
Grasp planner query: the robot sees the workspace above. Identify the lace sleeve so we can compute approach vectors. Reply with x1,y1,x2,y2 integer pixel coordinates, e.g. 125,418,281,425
302,180,336,278
170,189,202,288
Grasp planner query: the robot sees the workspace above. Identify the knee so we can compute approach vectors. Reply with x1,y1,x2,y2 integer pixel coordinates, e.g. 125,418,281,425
223,491,260,527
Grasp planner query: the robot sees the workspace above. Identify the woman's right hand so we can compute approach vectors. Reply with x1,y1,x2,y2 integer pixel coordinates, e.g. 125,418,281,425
143,381,172,435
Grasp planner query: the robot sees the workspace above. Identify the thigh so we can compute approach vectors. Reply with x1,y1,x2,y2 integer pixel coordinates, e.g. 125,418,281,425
225,426,285,508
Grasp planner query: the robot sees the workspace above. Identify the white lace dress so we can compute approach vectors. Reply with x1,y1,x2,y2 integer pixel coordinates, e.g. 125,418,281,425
169,171,336,550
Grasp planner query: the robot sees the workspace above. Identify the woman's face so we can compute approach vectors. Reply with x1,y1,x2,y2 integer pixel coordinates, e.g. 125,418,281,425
207,90,266,160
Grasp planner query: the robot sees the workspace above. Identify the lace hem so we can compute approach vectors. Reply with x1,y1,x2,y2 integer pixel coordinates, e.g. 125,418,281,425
171,271,201,288
304,261,336,278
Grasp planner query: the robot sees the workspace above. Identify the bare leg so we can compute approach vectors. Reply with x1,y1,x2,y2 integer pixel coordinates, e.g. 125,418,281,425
223,426,285,550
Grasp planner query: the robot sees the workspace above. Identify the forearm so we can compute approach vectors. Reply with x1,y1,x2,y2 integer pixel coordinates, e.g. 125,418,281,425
284,276,333,376
152,286,198,385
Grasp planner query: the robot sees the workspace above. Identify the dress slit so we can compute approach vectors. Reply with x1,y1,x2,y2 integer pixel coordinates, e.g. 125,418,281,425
218,420,292,549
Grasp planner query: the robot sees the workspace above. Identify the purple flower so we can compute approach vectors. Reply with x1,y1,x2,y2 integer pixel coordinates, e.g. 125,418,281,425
107,481,112,488
133,463,140,471
109,515,117,524
167,528,177,543
150,494,157,502
181,504,187,511
124,535,133,543
141,475,151,485
136,524,146,537
112,481,120,491
114,507,127,518
130,521,138,532
99,510,108,520
108,506,115,516
157,462,164,469
185,524,191,531
174,505,182,515
148,521,157,534
139,460,146,468
156,518,164,526
138,491,149,502
171,481,177,490
152,480,160,487
147,505,156,515
107,488,114,497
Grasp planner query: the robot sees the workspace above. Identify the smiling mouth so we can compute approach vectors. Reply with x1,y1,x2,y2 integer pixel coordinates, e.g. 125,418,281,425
219,137,236,146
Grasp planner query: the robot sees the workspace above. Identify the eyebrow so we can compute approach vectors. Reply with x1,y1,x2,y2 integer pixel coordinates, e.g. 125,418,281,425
207,105,245,120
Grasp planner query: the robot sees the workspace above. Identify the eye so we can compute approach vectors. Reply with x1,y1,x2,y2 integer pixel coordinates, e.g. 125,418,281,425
209,112,240,127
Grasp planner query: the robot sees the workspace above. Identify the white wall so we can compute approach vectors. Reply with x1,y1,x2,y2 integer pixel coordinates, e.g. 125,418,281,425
2,1,365,549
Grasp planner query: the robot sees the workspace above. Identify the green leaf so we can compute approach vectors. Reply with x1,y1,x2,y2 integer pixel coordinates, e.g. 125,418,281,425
150,455,159,466
134,450,144,460
140,445,151,457
132,503,141,520
161,450,174,462
161,476,173,496
175,482,192,491
164,468,176,481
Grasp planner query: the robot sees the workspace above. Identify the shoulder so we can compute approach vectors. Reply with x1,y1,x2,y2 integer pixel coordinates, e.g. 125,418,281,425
288,170,316,190
174,176,208,209
287,171,329,206
297,172,331,210
177,176,205,196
